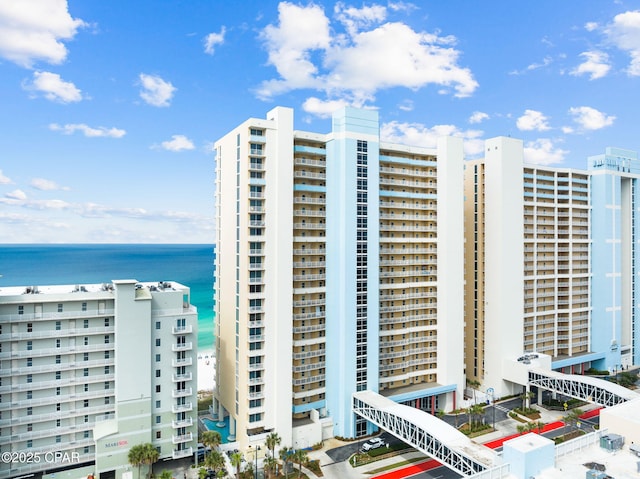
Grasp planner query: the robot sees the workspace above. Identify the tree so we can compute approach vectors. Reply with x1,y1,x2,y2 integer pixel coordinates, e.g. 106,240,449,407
205,450,226,478
468,403,484,429
520,391,534,411
265,432,281,475
536,421,545,433
517,424,527,435
128,443,159,479
230,452,244,479
159,471,172,479
202,430,222,451
292,449,308,479
263,455,277,479
279,446,293,479
565,408,584,432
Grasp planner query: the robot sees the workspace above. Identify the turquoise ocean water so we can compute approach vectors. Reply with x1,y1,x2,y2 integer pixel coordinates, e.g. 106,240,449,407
0,244,216,352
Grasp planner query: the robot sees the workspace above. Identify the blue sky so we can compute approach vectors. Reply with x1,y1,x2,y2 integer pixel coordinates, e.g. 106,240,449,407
1,1,639,243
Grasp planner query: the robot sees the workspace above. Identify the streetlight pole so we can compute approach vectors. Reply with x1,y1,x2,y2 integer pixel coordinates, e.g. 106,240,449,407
250,445,260,479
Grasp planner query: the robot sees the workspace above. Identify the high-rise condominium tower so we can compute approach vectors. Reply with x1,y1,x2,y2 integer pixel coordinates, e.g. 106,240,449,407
213,107,465,448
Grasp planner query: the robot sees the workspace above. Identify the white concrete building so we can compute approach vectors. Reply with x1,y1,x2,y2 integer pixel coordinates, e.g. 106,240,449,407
0,280,198,479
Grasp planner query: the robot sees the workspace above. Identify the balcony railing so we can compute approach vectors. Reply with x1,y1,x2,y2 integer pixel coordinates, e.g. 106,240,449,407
172,357,193,367
172,447,193,459
172,325,193,334
172,417,194,428
172,342,193,352
171,402,193,413
172,432,193,444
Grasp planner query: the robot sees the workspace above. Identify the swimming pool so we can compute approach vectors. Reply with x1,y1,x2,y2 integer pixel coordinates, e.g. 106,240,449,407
201,416,231,443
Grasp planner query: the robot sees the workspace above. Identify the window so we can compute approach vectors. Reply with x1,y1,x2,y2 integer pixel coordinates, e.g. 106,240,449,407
27,341,32,351
84,400,89,407
56,403,61,411
84,384,88,392
83,319,88,328
156,321,161,330
27,357,32,367
56,387,60,396
82,302,87,311
105,381,109,390
84,431,90,438
57,304,63,313
56,339,60,348
55,321,61,331
84,415,88,423
27,374,32,383
84,353,89,361
84,336,89,346
155,385,161,393
18,305,24,315
55,355,61,364
27,440,32,448
104,366,110,374
27,407,32,416
156,416,161,424
26,390,32,399
27,423,32,432
56,435,61,443
27,322,32,332
155,400,161,408
56,419,60,427
156,338,161,347
104,318,110,327
83,368,88,377
104,351,110,359
156,370,161,378
155,354,160,362
105,397,110,405
156,431,161,439
104,335,110,344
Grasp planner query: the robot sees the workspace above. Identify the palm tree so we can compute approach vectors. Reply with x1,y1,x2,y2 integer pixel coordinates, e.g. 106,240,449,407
536,421,545,433
128,444,144,479
128,443,158,479
292,449,308,479
565,408,584,432
468,403,484,429
140,443,159,479
517,424,527,435
279,446,293,479
230,451,243,479
263,455,277,479
265,432,281,475
205,450,226,478
202,430,222,452
520,391,534,411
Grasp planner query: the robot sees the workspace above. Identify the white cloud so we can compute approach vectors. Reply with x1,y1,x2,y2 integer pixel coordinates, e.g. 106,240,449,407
604,10,640,75
159,135,195,152
0,170,11,184
6,189,27,200
380,121,484,156
509,56,552,75
23,71,83,103
570,51,611,79
204,26,226,55
0,0,86,68
469,111,489,124
398,99,414,111
585,22,599,32
138,73,176,107
335,2,387,36
301,97,350,118
256,2,477,107
30,178,69,191
523,139,568,165
49,123,126,138
516,109,551,131
567,106,615,131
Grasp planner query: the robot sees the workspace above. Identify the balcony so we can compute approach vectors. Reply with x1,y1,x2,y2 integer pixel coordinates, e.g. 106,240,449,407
172,357,193,367
172,417,194,428
172,325,193,334
172,432,193,444
172,372,193,382
172,402,193,413
172,342,193,352
173,447,193,460
173,387,193,398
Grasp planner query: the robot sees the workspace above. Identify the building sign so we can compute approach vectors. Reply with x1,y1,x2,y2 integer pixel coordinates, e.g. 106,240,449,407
104,440,129,448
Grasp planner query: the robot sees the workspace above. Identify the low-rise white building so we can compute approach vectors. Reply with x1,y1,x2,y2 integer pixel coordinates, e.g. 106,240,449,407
0,280,198,479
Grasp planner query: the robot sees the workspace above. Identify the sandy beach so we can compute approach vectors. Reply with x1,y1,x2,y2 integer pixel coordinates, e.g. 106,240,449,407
197,349,216,392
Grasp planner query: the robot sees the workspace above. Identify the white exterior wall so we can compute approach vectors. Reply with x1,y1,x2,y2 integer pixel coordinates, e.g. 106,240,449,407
436,136,466,408
483,137,525,396
261,107,294,446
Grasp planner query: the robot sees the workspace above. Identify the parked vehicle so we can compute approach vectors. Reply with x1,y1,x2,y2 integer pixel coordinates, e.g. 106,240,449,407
360,437,385,452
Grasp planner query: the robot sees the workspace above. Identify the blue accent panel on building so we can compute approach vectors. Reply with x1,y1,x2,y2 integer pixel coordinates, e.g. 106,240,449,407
378,191,436,200
294,145,327,155
386,383,457,403
249,178,266,186
292,400,326,414
293,184,326,192
551,351,606,370
325,107,380,439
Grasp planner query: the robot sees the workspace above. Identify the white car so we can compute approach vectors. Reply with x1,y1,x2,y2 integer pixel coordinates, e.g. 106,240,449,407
360,437,385,452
